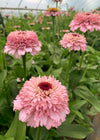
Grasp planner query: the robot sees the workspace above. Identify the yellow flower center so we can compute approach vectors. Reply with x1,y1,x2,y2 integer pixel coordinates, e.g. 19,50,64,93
48,8,59,12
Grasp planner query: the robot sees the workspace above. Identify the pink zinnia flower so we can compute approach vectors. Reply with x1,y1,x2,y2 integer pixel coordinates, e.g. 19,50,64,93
64,13,71,17
13,76,70,129
13,25,20,29
37,16,44,24
69,6,74,12
91,9,98,13
4,14,10,18
60,29,70,33
27,16,31,20
44,8,62,17
16,77,24,82
42,27,50,30
69,12,100,33
47,22,52,25
29,22,35,26
16,78,21,82
4,30,41,58
52,0,63,2
60,33,87,51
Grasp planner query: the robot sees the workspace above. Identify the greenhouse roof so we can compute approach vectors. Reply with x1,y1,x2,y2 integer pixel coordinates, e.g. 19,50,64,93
0,0,100,16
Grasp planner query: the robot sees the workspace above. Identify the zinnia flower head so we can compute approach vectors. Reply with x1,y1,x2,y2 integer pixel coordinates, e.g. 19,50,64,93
4,14,10,18
13,25,20,29
42,27,50,30
91,9,98,13
60,29,70,33
44,8,62,17
47,22,52,24
69,12,100,33
13,76,70,129
29,22,35,26
37,16,44,24
69,6,74,12
4,30,41,58
27,16,31,20
48,8,59,12
52,0,63,2
60,33,87,51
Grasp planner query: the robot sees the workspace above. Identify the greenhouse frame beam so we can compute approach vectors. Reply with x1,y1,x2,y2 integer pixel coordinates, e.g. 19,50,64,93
0,7,47,11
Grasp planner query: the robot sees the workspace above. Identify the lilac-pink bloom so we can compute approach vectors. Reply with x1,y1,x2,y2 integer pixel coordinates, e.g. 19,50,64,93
4,30,41,58
13,76,70,129
44,8,63,17
60,33,87,51
69,12,100,33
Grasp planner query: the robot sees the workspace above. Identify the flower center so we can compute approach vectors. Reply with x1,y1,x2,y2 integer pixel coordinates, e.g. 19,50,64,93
72,33,79,37
85,13,91,16
38,82,52,90
48,8,59,12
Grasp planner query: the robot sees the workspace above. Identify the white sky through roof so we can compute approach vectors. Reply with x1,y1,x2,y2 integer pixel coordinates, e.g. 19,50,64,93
0,0,100,16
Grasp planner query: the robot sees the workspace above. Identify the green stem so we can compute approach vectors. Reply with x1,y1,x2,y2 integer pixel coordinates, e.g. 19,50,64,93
52,16,55,38
91,36,97,47
3,54,7,70
64,51,73,86
82,66,88,79
22,54,26,81
79,51,84,69
56,2,58,8
36,126,41,140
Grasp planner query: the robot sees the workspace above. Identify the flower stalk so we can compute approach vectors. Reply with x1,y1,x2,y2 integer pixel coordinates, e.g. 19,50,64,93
3,54,7,70
65,51,73,86
36,126,41,140
79,32,87,69
79,51,84,69
52,16,55,37
56,2,58,8
22,54,26,81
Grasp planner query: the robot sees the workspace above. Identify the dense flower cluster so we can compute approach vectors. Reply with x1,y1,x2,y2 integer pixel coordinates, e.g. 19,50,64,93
13,76,70,129
44,8,63,17
4,30,41,58
60,33,87,51
69,12,100,33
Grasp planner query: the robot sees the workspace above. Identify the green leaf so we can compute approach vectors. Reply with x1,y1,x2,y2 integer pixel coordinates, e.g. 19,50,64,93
69,69,83,89
86,45,95,53
51,68,62,78
9,79,18,99
5,111,26,140
74,86,100,112
0,70,7,88
14,66,24,78
72,110,84,120
52,54,60,65
56,123,93,139
0,55,3,69
45,65,53,76
0,135,14,140
64,114,75,124
34,65,44,76
71,100,87,110
26,57,33,70
27,127,48,140
48,44,54,54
